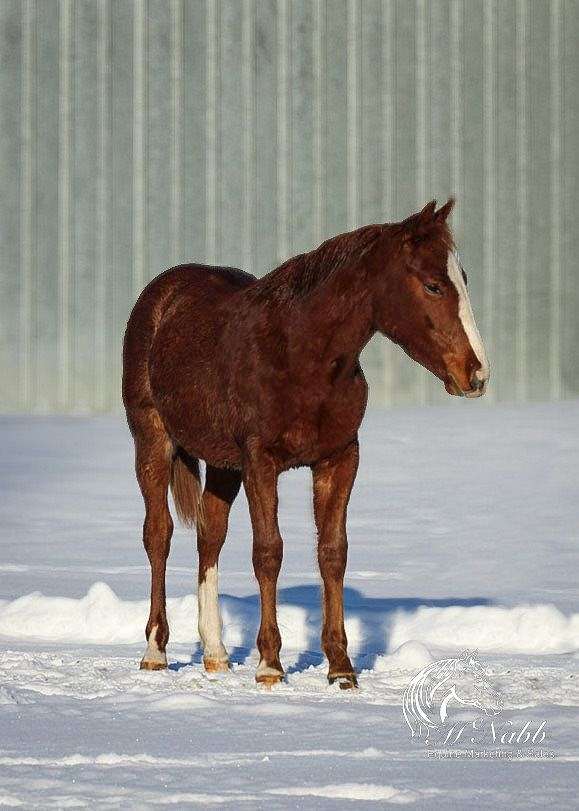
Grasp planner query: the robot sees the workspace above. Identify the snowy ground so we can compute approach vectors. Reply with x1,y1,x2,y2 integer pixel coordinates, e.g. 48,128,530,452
0,401,578,809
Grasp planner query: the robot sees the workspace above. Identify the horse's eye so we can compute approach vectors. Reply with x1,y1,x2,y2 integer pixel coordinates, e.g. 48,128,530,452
461,268,468,285
424,282,442,296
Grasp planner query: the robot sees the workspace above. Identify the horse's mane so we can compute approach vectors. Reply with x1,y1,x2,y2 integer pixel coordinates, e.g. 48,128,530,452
250,211,456,306
250,223,384,303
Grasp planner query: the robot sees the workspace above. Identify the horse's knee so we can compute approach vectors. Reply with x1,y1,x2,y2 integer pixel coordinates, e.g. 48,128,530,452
252,536,283,580
317,540,347,580
143,509,173,555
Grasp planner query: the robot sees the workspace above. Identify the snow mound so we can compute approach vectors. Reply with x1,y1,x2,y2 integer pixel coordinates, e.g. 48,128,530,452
389,603,579,655
0,582,196,645
373,640,435,672
0,582,578,657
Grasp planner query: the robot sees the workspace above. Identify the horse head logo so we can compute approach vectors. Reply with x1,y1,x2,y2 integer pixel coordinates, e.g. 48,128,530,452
402,649,503,740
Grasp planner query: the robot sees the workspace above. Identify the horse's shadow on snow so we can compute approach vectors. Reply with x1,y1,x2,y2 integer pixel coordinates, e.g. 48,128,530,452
169,586,492,673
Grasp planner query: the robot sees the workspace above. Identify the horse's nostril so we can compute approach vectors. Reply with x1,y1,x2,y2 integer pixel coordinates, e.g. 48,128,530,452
470,371,484,391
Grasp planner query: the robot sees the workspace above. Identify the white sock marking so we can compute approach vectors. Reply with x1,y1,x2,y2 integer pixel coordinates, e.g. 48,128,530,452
142,625,167,666
447,250,490,380
198,565,228,663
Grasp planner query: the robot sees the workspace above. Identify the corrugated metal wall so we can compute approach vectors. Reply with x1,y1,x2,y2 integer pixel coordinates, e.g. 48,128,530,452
1,0,578,412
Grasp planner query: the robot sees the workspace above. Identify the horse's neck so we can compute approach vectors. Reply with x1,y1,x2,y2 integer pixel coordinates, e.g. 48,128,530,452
288,263,376,360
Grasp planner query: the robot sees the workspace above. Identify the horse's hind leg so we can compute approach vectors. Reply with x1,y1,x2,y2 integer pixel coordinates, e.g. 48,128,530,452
131,410,174,670
197,465,241,672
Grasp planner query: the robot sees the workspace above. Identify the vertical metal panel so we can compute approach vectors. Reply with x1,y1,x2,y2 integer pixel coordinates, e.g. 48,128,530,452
358,0,384,403
0,0,577,412
34,0,60,412
182,0,206,264
109,0,134,411
462,0,485,403
147,1,173,280
242,0,256,273
19,0,34,410
346,0,360,232
483,0,497,405
516,0,528,402
96,0,111,410
132,0,147,293
58,0,72,409
380,0,396,407
276,0,289,259
171,0,183,265
324,0,348,239
495,1,518,403
550,0,563,400
312,0,325,247
289,0,316,256
72,0,100,411
527,0,554,403
218,1,245,266
562,0,579,400
0,1,23,411
254,1,278,272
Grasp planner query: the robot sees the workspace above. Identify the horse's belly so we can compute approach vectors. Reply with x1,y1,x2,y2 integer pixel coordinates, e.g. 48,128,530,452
158,395,243,469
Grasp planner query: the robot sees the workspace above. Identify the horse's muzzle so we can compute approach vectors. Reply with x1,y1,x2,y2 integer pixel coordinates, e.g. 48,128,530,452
464,369,489,398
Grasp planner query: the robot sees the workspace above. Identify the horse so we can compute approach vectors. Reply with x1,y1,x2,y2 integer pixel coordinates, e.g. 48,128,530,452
122,198,489,689
402,650,503,739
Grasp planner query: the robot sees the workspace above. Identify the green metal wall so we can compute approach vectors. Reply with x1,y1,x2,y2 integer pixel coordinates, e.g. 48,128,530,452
1,0,578,411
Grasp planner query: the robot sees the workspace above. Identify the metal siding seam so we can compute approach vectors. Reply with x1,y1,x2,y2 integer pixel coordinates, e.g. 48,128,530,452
242,0,256,274
313,0,325,245
415,0,427,405
516,0,528,401
171,0,183,266
483,0,496,402
96,0,110,410
450,0,463,239
550,0,562,399
381,0,395,407
347,0,359,231
277,0,290,261
133,0,147,295
20,0,35,409
58,0,72,409
206,0,217,265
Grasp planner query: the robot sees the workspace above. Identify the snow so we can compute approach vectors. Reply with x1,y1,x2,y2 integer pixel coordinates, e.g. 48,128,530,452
2,581,578,656
0,401,578,808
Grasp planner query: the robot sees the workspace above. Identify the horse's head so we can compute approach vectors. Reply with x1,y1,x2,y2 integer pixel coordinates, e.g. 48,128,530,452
372,199,489,398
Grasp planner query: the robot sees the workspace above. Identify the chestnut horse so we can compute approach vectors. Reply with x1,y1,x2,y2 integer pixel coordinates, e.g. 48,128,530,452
122,199,489,688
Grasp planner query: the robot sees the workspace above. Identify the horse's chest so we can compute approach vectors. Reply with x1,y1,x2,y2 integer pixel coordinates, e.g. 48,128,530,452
274,373,367,467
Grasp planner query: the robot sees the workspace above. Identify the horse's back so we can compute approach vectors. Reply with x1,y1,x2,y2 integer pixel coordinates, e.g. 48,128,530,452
122,263,255,428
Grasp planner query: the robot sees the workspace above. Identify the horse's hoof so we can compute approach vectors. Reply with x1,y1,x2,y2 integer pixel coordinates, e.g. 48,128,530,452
203,657,230,673
140,659,168,671
256,673,284,688
328,672,358,690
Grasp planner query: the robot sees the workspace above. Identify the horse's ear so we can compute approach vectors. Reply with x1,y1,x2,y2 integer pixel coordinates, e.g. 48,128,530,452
417,200,437,226
434,198,455,223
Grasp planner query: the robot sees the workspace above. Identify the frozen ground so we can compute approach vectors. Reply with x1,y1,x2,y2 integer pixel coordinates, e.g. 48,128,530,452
0,401,578,809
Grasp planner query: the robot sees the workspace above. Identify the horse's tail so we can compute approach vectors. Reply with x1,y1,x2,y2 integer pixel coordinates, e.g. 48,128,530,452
170,449,205,532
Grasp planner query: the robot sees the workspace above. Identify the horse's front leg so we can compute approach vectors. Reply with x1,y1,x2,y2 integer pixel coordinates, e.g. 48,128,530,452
242,442,284,686
312,439,359,688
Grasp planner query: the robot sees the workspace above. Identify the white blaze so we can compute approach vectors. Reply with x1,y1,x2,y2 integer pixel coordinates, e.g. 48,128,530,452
447,251,490,380
198,565,228,663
